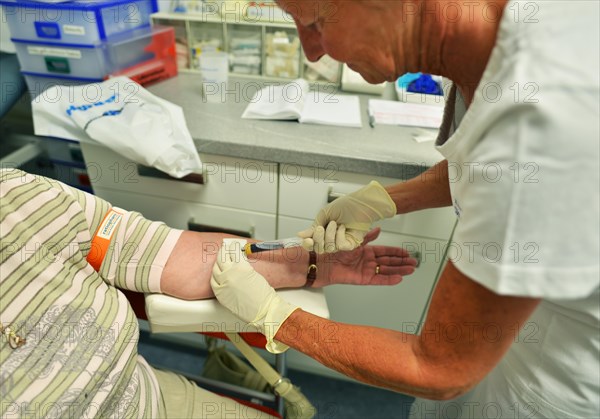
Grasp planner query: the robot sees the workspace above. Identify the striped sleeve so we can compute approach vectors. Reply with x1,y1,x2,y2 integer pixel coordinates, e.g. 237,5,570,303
98,210,182,293
26,171,183,293
1,168,169,417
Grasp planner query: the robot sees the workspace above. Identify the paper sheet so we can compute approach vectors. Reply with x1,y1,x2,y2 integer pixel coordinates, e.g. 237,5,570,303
300,91,362,128
368,99,443,129
242,79,362,128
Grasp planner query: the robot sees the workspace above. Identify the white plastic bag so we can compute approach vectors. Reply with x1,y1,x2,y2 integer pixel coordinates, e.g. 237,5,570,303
32,76,202,179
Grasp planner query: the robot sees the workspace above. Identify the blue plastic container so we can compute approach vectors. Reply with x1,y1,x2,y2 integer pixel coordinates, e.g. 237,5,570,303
12,26,169,79
0,0,158,44
15,40,109,78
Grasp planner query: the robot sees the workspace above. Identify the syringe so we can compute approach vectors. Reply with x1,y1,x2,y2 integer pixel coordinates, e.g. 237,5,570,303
243,237,304,256
243,237,421,267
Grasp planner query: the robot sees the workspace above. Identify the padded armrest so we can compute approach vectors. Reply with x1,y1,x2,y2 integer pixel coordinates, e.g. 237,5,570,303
145,289,330,333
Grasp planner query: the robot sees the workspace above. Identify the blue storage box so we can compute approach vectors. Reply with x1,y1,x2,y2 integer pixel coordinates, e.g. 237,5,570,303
13,26,170,79
0,0,158,45
15,40,109,78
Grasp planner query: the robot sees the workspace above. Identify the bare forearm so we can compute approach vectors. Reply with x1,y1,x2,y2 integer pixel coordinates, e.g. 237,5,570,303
275,310,451,399
161,231,309,300
275,262,540,400
386,160,452,214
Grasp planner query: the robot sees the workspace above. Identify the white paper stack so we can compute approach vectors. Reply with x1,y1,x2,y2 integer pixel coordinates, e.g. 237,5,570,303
368,99,443,129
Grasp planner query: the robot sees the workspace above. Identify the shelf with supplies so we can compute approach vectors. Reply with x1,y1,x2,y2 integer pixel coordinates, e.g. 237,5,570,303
150,11,343,86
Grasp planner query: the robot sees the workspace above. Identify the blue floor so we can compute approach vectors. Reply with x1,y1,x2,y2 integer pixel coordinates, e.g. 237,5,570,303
138,330,414,418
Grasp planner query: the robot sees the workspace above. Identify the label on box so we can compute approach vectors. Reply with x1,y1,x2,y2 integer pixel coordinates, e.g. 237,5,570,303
63,25,86,36
27,46,82,60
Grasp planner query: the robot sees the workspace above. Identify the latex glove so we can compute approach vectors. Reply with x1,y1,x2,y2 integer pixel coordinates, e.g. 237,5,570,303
298,181,396,253
211,240,299,354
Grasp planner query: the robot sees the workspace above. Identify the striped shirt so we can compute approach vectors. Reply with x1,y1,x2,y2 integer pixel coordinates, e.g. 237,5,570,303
1,169,181,418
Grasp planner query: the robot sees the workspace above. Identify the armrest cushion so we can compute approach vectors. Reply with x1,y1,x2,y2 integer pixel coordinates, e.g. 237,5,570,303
145,289,330,333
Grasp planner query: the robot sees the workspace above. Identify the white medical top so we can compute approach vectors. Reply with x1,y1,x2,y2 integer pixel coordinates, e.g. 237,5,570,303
412,1,599,417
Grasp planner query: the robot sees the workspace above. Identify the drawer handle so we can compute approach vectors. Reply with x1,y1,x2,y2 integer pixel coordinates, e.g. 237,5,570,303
137,165,205,185
188,219,254,238
327,189,346,203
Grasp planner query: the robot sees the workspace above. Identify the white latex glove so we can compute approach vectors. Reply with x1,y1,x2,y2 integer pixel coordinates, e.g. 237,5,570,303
211,240,299,354
298,181,396,253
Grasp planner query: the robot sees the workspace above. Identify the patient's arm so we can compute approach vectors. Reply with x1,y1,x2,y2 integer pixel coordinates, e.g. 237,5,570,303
161,229,417,300
16,169,413,300
160,231,308,299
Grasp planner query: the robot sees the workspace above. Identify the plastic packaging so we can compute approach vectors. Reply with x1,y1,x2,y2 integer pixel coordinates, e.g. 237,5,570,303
32,76,203,179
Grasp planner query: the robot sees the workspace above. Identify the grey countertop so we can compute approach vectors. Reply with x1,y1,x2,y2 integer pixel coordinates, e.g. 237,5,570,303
148,74,444,179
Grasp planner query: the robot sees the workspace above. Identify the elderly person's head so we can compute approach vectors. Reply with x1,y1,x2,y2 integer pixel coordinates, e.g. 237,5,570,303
276,0,507,93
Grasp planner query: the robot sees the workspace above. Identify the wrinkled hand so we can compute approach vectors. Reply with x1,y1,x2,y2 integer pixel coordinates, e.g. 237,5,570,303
211,240,299,353
298,181,396,253
316,228,419,287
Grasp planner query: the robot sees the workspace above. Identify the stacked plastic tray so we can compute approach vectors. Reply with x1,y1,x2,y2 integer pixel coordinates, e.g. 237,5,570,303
1,0,176,97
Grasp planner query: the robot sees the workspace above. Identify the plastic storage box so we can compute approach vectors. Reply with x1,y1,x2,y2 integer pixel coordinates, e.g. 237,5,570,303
41,137,93,193
15,40,111,79
23,72,103,99
106,25,176,83
13,26,173,79
22,26,177,97
0,0,158,45
109,27,177,86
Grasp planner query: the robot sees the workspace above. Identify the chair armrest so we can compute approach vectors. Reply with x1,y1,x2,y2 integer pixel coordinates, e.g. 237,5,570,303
145,289,330,334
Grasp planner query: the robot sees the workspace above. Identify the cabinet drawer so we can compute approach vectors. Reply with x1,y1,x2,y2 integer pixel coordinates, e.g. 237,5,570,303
93,187,276,240
279,164,456,240
81,142,278,214
279,216,449,333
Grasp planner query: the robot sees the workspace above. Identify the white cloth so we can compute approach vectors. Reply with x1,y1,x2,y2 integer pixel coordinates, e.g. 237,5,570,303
412,1,599,417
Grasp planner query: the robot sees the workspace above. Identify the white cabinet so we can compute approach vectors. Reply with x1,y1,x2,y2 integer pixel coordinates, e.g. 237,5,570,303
93,187,276,240
278,164,456,239
80,142,278,239
278,164,456,333
81,142,277,213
